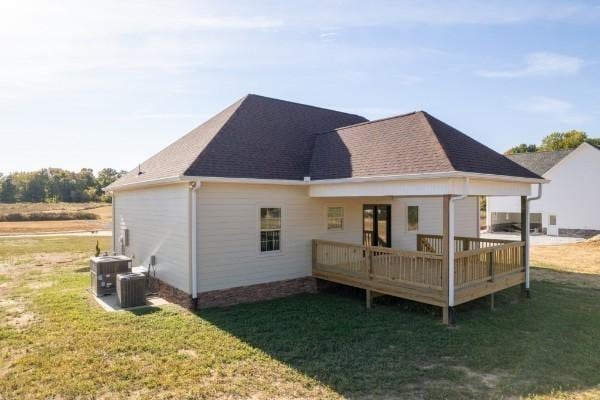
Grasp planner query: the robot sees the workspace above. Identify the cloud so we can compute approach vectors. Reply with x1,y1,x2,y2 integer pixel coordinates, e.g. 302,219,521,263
476,52,583,78
516,96,590,124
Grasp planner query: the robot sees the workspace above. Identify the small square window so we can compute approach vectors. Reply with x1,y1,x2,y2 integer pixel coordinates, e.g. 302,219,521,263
327,207,344,230
407,206,419,231
260,208,281,252
549,215,557,226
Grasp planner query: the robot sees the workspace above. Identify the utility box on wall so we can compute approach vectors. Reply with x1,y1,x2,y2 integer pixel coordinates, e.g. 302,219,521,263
90,255,132,296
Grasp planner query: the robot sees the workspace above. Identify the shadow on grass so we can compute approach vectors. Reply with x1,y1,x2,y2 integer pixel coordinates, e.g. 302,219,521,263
199,277,600,399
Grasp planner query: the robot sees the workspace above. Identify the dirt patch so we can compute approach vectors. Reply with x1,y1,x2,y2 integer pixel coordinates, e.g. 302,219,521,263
0,297,37,330
177,349,198,358
27,281,55,290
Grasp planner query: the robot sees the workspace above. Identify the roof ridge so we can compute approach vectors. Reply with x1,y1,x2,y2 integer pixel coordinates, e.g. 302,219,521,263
329,110,421,133
245,93,366,120
182,95,249,176
418,111,459,172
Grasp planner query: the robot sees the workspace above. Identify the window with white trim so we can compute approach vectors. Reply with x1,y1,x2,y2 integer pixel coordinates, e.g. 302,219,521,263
260,207,281,252
327,206,344,230
407,205,419,231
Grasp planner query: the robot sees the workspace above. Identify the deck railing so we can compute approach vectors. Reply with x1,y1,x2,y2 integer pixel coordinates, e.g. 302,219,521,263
416,234,515,254
312,236,525,310
454,241,524,288
312,239,446,306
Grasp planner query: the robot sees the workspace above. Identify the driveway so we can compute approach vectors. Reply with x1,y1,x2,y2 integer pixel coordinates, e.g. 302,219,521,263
481,232,584,246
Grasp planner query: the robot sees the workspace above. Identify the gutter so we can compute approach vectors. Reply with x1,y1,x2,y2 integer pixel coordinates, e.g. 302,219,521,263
448,177,470,309
525,183,543,291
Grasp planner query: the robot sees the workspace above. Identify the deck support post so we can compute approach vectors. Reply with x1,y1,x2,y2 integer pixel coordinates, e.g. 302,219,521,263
442,306,449,325
490,293,495,310
520,196,530,298
366,289,372,309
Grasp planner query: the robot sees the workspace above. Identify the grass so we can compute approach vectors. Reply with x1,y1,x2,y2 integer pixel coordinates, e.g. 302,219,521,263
1,237,599,399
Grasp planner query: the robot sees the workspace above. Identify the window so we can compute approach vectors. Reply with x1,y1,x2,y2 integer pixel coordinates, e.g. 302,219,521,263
327,207,344,230
407,205,419,231
260,208,281,252
549,215,557,226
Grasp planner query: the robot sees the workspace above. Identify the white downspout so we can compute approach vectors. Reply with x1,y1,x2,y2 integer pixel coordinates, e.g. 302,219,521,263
190,182,200,308
525,183,543,290
448,177,470,308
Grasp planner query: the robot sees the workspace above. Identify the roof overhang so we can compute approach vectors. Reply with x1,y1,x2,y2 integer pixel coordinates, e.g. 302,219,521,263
309,171,547,185
106,171,547,194
309,175,545,198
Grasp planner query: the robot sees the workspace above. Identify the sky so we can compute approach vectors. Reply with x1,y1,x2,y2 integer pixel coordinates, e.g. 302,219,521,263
1,0,599,175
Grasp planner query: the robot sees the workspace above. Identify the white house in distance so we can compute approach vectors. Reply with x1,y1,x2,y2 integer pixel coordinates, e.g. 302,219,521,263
487,142,600,238
106,94,545,324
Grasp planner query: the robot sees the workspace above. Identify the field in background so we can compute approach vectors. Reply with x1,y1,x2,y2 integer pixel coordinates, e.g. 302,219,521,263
531,239,600,287
0,203,112,235
0,236,599,399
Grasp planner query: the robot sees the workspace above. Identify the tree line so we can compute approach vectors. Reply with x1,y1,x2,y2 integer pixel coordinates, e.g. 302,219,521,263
0,168,127,203
506,130,600,154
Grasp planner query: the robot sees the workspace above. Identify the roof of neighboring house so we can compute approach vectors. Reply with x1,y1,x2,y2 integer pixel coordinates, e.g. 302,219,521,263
309,111,541,180
108,94,543,190
505,149,574,176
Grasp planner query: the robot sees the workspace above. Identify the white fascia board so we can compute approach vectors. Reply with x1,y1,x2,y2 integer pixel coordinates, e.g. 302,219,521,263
106,170,546,193
310,177,534,198
105,175,188,192
309,171,547,185
190,176,307,185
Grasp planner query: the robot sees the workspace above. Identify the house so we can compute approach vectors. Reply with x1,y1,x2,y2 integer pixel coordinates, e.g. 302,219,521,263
106,94,545,324
486,143,600,237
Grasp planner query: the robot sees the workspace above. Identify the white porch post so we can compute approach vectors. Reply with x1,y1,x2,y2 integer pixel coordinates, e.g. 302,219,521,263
448,199,455,308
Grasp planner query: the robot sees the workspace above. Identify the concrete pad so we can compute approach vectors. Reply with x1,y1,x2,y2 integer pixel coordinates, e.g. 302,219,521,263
92,292,169,312
481,232,584,246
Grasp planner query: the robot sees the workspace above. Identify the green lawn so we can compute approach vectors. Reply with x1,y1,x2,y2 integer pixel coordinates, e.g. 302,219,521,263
1,237,599,399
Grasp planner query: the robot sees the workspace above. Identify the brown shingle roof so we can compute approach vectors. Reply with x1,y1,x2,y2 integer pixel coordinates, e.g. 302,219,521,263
109,96,543,190
109,95,366,188
309,111,542,180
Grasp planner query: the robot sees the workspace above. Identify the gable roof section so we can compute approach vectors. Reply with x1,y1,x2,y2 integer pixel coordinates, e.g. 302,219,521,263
109,95,367,189
506,149,574,176
309,111,541,180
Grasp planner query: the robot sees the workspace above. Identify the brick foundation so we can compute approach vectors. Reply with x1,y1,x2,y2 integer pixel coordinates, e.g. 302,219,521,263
197,276,317,308
148,276,193,309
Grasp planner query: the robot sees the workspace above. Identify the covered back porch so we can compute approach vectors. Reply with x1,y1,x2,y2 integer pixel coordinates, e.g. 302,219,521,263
310,178,535,325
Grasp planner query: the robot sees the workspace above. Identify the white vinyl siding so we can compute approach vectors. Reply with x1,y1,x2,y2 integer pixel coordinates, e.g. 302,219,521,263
113,184,190,292
195,183,479,292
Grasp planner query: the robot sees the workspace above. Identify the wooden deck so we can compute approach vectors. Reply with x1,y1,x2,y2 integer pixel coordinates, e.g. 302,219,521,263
312,235,525,319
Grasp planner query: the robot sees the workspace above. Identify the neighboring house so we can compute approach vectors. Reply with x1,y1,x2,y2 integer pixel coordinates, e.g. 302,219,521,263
107,94,544,323
487,143,600,237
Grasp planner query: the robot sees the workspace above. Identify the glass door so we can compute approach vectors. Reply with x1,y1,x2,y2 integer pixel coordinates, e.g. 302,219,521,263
363,204,391,247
